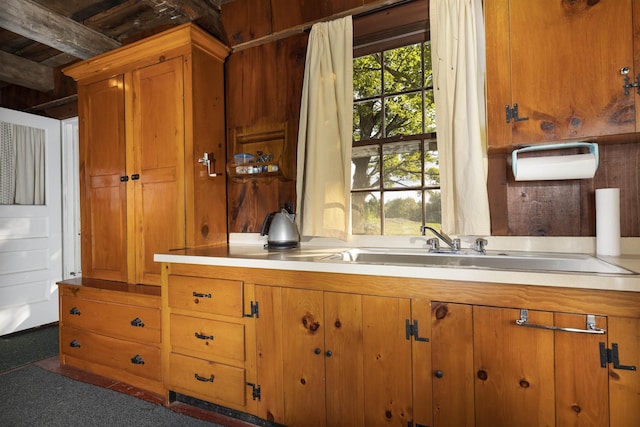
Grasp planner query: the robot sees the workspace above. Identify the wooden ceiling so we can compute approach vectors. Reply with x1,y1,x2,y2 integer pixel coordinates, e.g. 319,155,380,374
0,0,232,117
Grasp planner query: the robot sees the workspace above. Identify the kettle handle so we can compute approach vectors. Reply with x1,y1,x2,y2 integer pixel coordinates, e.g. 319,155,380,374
260,212,276,236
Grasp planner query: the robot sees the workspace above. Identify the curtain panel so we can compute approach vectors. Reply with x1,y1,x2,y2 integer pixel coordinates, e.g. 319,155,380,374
0,122,46,205
296,16,354,240
430,0,491,235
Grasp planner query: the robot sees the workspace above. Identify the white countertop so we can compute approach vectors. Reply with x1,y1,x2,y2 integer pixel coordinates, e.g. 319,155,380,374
155,235,640,293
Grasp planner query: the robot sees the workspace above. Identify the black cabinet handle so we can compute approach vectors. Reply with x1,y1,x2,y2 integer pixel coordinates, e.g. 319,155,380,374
69,340,81,348
130,355,145,365
194,332,214,340
120,175,129,182
314,348,321,355
131,173,140,180
192,292,212,298
325,350,333,357
194,373,214,382
69,307,81,315
130,317,145,327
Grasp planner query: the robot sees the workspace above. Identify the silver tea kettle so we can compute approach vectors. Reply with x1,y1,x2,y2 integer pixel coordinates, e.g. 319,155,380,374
260,208,300,249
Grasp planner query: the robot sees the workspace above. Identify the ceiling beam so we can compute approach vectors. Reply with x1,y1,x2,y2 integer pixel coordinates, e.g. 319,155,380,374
0,0,121,60
0,50,54,92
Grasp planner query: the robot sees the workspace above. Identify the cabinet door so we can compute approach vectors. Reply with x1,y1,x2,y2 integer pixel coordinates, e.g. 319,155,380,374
78,77,127,282
131,57,186,285
431,302,474,427
486,0,634,148
473,306,555,427
608,316,640,427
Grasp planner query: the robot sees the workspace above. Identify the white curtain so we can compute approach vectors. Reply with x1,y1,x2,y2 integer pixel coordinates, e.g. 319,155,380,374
0,122,46,205
296,16,353,240
430,0,491,235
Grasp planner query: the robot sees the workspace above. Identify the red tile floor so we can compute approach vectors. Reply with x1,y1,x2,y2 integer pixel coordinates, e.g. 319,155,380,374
35,356,258,427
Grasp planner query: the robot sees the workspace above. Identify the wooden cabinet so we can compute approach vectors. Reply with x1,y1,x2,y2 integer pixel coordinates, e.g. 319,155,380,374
485,0,637,149
161,264,259,415
64,23,229,286
255,286,425,427
58,278,163,394
431,302,639,427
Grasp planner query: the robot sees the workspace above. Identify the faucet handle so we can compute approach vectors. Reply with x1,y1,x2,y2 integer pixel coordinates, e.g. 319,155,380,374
452,238,461,251
427,238,440,251
474,238,488,253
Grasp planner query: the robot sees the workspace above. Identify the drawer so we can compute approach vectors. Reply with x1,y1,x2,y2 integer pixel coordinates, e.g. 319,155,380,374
170,314,245,362
169,352,246,407
168,275,243,317
61,295,160,344
60,326,161,381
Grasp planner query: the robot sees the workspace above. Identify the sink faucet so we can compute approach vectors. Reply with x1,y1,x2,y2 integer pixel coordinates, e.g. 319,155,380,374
420,226,460,252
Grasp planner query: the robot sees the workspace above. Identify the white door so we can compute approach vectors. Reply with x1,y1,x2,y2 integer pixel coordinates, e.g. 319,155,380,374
0,107,62,335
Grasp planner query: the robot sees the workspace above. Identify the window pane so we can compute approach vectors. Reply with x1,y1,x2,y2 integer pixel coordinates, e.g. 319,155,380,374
354,54,382,99
384,190,423,235
353,99,382,141
385,93,422,137
424,189,442,227
352,192,381,235
423,42,433,88
352,144,380,190
384,44,422,93
424,142,439,186
382,140,421,188
424,89,436,133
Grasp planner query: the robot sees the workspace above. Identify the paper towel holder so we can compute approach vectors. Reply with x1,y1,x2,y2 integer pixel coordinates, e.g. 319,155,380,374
511,141,599,181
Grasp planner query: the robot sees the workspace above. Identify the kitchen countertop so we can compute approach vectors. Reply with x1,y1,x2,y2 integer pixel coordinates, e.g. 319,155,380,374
155,235,640,293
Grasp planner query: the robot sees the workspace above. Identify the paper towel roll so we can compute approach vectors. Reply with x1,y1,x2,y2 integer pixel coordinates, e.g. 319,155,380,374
596,188,620,256
514,153,597,181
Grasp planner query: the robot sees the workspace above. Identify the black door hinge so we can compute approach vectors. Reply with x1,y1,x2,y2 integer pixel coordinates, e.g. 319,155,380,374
505,103,529,123
247,382,261,401
599,342,637,371
405,319,429,342
244,301,259,318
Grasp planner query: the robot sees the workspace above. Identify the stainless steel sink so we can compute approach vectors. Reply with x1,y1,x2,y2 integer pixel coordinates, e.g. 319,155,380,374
319,248,635,275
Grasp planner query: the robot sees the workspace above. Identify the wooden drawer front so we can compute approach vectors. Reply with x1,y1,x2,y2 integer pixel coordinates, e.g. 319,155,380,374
170,314,245,361
168,275,243,317
61,326,161,381
169,352,246,407
61,295,160,344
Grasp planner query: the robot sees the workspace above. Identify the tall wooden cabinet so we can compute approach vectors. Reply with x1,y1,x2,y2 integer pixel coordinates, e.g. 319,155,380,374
485,0,638,149
64,23,229,286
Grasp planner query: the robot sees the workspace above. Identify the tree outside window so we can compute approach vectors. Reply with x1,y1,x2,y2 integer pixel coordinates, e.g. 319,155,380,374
352,41,440,235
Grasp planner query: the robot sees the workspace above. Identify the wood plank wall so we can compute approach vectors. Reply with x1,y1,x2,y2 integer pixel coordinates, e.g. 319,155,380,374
221,0,640,236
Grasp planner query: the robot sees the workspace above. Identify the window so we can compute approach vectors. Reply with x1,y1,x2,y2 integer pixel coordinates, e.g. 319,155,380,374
351,40,439,235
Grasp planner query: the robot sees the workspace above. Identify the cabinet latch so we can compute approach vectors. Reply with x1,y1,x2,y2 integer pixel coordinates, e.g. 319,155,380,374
405,319,429,342
621,67,640,96
244,301,259,318
599,342,637,371
505,103,529,123
247,382,261,401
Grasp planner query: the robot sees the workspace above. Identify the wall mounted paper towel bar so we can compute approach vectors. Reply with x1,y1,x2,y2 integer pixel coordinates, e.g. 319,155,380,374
511,142,599,181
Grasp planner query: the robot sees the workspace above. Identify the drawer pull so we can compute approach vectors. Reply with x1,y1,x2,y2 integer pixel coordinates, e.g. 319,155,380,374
515,309,606,334
130,317,145,327
194,373,215,383
69,340,81,348
192,292,212,299
130,355,145,365
194,332,214,341
69,307,81,315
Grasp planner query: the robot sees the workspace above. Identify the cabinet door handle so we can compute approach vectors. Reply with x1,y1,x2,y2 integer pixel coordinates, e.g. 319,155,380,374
515,309,606,334
120,175,129,182
69,307,81,315
194,373,215,382
69,340,81,348
194,332,214,341
192,291,212,298
131,173,140,180
130,317,145,327
130,355,145,365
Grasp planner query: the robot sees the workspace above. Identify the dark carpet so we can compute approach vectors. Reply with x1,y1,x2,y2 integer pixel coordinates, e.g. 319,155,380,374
0,323,59,372
0,365,216,426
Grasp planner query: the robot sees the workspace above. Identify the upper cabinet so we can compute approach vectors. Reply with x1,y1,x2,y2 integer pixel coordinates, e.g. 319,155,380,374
485,0,637,150
64,24,230,285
